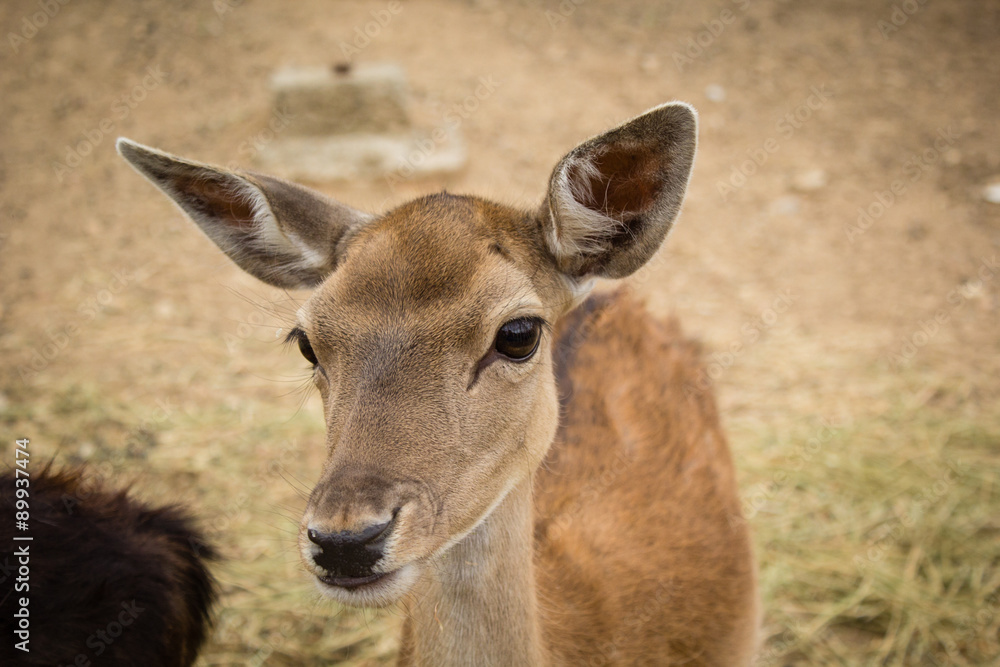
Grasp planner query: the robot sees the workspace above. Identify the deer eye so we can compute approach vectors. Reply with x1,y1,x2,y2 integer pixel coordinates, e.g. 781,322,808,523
298,336,318,366
286,327,318,366
494,318,542,361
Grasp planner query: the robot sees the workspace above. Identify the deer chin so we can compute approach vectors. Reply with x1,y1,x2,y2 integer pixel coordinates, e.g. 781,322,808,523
312,562,421,608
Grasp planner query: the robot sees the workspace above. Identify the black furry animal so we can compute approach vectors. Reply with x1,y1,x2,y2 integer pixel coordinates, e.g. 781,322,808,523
0,464,217,666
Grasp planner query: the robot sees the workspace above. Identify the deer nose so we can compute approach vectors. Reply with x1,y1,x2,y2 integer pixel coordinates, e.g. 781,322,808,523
306,514,396,579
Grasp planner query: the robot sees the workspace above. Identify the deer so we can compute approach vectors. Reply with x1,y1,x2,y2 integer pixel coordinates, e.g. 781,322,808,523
117,101,759,666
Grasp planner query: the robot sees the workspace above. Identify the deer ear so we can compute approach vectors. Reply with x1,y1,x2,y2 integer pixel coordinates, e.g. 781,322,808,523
116,138,372,289
541,102,698,279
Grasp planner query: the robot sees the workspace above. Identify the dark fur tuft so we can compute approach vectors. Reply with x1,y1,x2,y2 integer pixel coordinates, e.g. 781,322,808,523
0,464,218,666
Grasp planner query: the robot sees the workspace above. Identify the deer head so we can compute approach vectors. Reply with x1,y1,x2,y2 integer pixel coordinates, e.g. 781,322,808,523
117,102,697,608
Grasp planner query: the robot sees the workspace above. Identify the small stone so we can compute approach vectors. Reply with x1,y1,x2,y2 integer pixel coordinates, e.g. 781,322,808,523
154,300,175,319
907,222,928,241
546,45,568,62
770,195,801,216
982,181,1000,204
792,169,827,192
705,84,726,102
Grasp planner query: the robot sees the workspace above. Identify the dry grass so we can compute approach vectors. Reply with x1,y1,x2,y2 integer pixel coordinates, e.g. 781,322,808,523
3,368,998,665
738,409,1000,666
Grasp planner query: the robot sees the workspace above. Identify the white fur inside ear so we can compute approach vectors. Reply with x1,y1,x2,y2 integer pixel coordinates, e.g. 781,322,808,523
210,178,329,280
245,187,327,272
284,231,327,270
547,154,625,264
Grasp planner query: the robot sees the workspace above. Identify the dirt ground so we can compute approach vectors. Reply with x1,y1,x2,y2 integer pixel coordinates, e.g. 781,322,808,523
1,0,999,665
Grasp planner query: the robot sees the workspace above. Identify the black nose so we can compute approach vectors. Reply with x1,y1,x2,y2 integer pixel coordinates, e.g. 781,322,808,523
307,516,395,578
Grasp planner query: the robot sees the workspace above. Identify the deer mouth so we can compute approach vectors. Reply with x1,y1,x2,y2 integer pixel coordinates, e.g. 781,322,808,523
313,562,420,607
318,571,389,590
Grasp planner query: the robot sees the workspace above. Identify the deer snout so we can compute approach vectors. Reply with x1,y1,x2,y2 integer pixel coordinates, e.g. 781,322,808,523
306,511,397,582
302,466,442,595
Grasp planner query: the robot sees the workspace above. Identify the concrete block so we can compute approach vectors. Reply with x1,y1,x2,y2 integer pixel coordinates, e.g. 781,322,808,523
256,127,466,182
257,63,467,181
270,63,410,136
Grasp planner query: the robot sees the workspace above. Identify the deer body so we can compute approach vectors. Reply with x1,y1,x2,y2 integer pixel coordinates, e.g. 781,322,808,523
119,102,759,665
399,288,758,666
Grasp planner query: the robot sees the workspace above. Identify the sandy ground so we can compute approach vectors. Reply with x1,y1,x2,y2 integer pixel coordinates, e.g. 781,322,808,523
1,0,998,664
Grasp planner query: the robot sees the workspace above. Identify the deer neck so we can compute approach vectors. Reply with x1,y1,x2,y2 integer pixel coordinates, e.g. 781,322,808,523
402,477,545,666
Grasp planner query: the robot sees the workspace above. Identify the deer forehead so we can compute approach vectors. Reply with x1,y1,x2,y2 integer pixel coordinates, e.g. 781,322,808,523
299,194,550,350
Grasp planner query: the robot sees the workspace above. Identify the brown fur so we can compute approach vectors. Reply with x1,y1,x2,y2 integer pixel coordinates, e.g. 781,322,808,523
117,101,759,665
537,290,758,665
